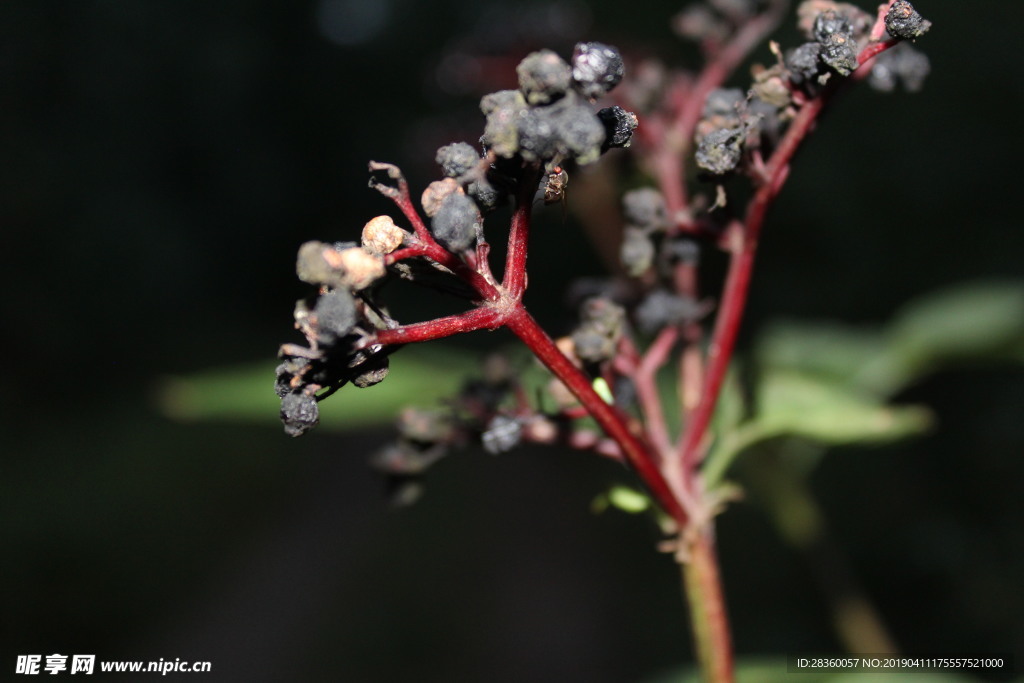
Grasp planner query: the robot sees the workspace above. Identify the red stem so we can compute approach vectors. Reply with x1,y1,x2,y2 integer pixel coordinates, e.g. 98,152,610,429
372,307,503,346
505,306,688,525
503,168,542,299
653,0,788,231
635,326,679,459
677,38,901,473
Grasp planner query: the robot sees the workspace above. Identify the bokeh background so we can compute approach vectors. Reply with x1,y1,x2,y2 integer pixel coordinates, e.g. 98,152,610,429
2,1,1022,681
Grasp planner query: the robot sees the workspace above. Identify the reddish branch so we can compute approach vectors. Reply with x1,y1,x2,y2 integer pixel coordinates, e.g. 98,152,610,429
677,37,902,476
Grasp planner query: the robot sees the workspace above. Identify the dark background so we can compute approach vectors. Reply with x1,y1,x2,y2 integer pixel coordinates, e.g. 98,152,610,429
2,1,1022,681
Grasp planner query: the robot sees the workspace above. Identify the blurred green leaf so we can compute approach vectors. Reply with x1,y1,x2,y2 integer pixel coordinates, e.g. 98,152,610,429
887,280,1024,375
754,280,1024,399
756,322,891,393
155,346,470,432
703,371,931,489
754,371,932,444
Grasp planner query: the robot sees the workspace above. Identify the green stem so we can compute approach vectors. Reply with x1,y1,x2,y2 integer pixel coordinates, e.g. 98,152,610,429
682,532,734,683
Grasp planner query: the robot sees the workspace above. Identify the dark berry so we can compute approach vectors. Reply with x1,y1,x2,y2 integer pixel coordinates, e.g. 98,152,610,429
518,92,605,165
571,42,625,99
517,49,572,105
622,188,667,230
787,42,824,85
813,10,854,43
436,142,480,178
702,88,745,119
868,43,931,93
572,297,625,363
351,354,389,388
431,192,480,252
467,177,506,213
695,127,744,175
281,391,319,437
275,357,309,398
597,106,638,150
820,32,859,76
620,227,655,277
557,101,606,164
885,1,931,39
517,106,561,162
580,296,626,333
313,289,356,344
480,89,527,158
634,289,702,334
572,328,617,364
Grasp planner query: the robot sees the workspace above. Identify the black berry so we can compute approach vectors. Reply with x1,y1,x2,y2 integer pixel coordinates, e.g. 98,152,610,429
813,10,853,43
431,192,480,252
313,289,357,344
436,142,480,178
787,42,824,85
695,127,745,175
571,42,625,99
480,89,527,158
868,43,931,93
517,49,572,105
634,289,702,334
885,1,931,40
620,227,655,277
597,106,638,150
622,188,668,230
820,32,859,76
281,391,319,437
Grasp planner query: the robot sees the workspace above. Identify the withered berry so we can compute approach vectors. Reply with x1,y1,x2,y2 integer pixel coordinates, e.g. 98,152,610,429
820,32,859,76
351,353,390,388
885,1,931,39
635,289,702,334
787,42,824,85
517,49,572,105
480,89,527,158
597,106,638,150
620,227,655,277
571,42,625,100
281,392,319,437
622,188,668,231
868,43,931,93
436,142,480,178
313,289,357,344
431,192,480,252
696,127,745,175
813,10,854,43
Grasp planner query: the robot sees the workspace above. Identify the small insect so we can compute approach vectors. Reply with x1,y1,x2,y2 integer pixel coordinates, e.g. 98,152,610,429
543,165,569,205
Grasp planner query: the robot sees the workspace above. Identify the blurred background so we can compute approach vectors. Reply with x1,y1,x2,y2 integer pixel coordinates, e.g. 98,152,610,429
1,0,1022,681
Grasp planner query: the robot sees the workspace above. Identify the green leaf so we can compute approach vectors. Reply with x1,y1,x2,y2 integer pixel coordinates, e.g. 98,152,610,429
154,346,469,432
703,371,931,489
887,280,1024,375
755,371,932,445
756,321,892,394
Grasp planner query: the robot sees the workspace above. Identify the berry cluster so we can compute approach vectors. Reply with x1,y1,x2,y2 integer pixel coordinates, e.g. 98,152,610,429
686,0,930,179
277,43,638,441
482,42,635,167
276,225,403,436
275,4,932,674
